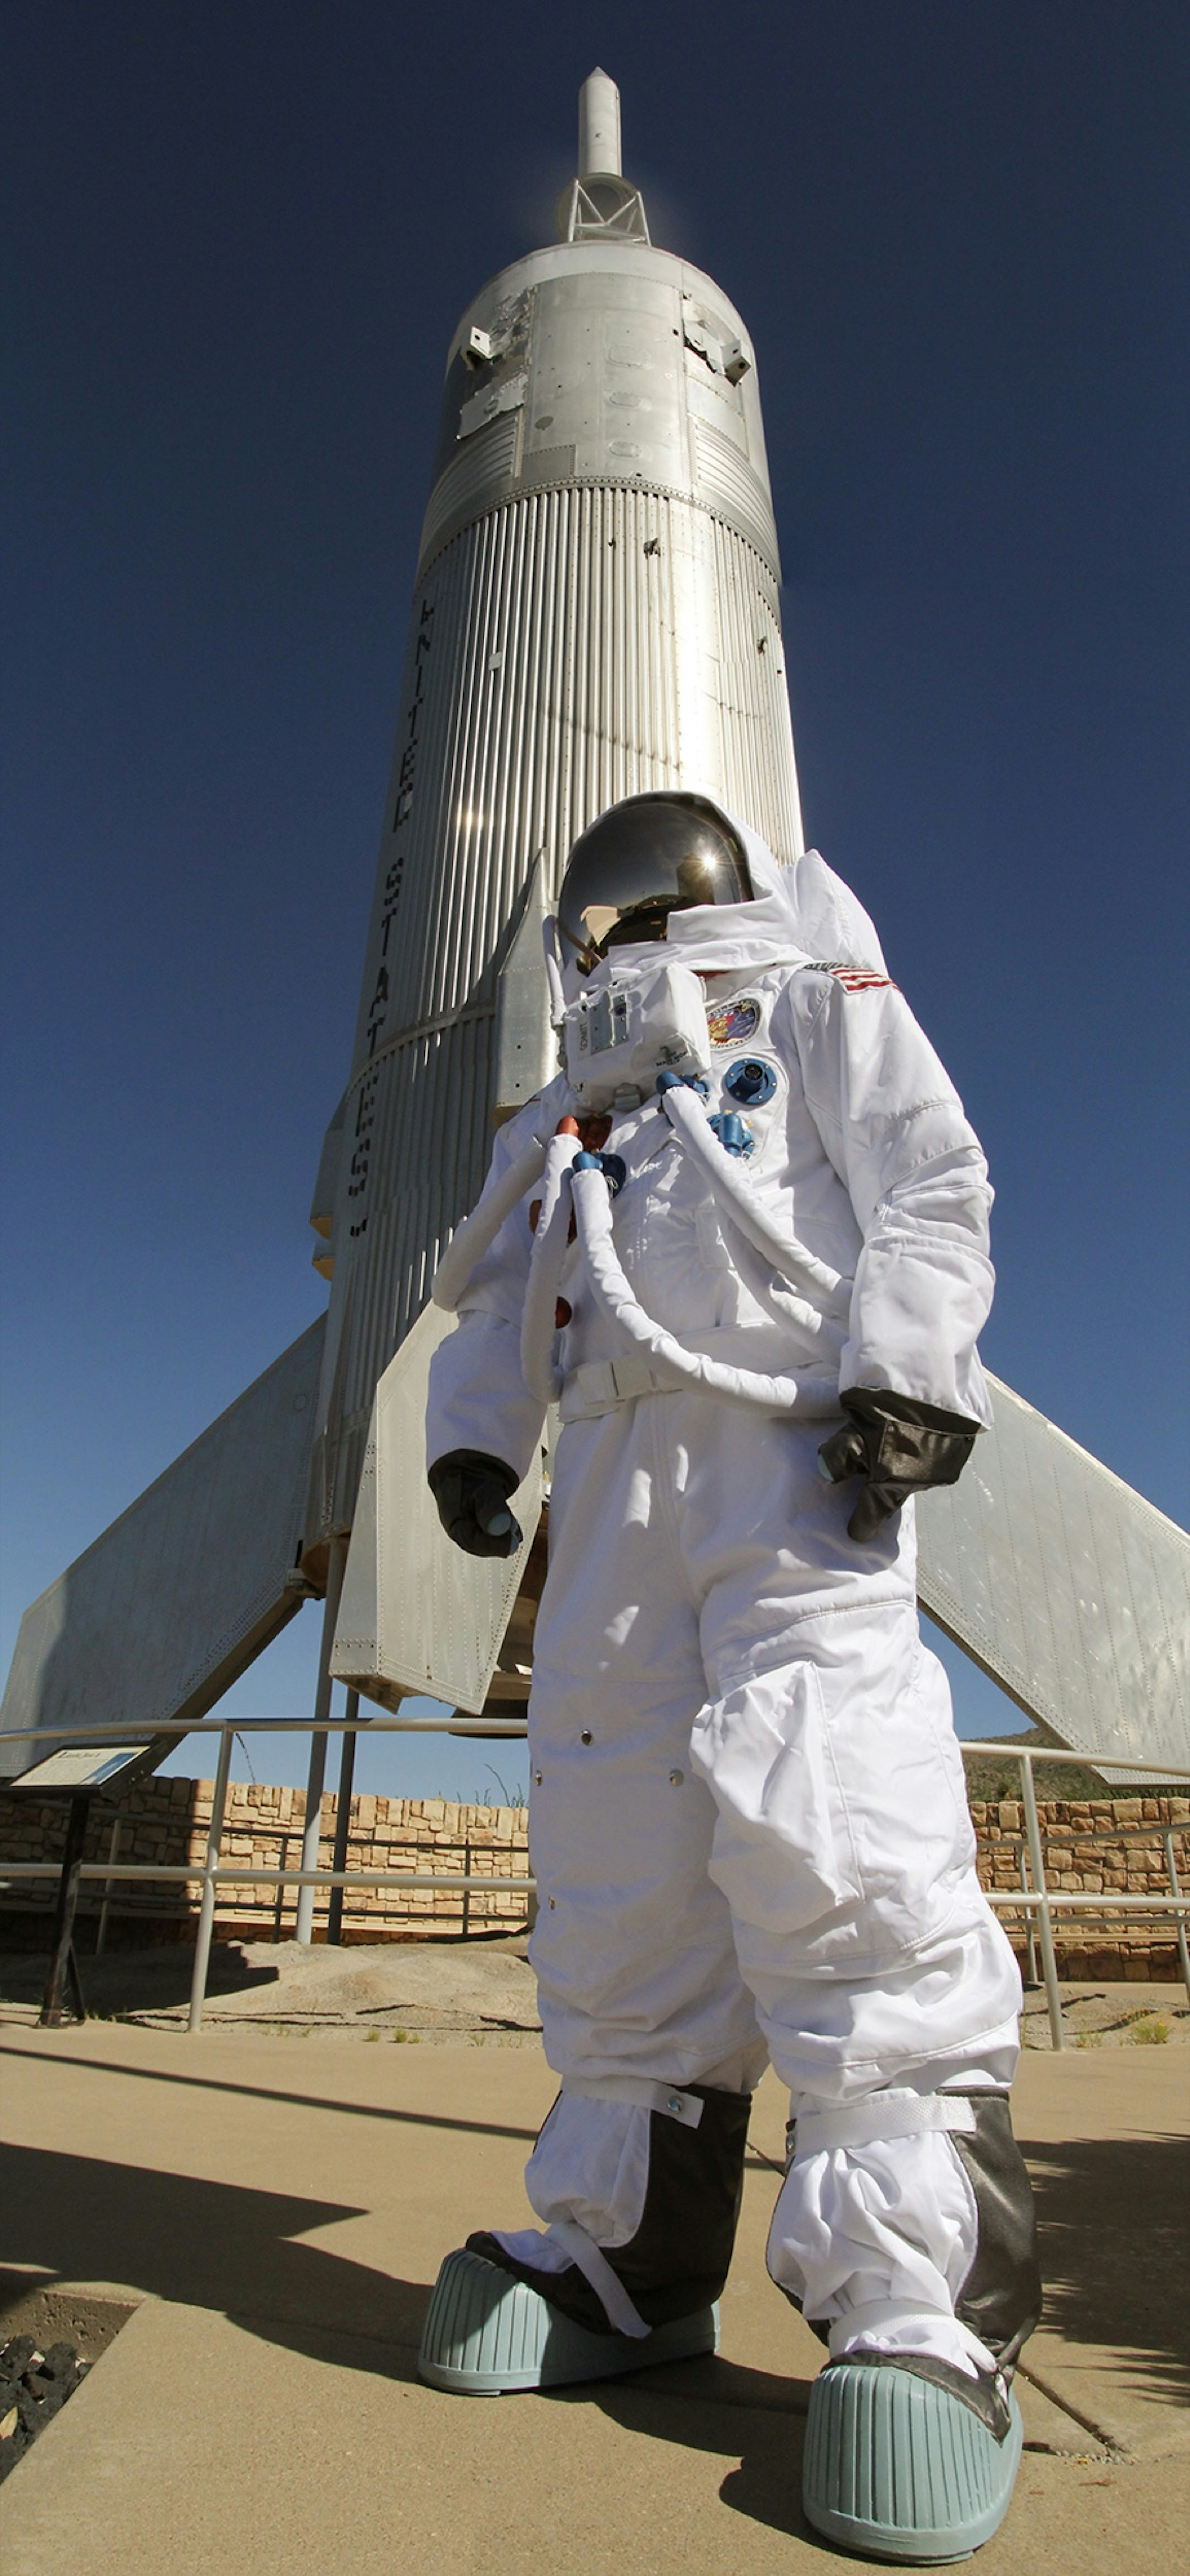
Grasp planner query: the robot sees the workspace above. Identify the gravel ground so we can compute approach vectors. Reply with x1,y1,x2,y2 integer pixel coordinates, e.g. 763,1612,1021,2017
1020,1983,1190,2048
0,2336,94,2483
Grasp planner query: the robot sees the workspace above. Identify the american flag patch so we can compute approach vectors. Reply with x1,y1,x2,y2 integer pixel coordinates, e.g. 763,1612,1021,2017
808,961,897,994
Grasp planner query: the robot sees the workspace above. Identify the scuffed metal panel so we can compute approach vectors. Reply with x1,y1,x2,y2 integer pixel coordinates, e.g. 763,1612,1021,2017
521,441,578,489
331,1301,542,1713
0,1319,326,1775
918,1371,1190,1776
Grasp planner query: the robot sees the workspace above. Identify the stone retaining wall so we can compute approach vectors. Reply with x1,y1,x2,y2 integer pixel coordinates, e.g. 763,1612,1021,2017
0,1777,531,1946
1,1775,1186,1977
969,1794,1188,1981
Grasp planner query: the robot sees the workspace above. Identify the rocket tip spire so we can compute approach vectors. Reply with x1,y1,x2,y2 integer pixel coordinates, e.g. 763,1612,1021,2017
578,67,622,178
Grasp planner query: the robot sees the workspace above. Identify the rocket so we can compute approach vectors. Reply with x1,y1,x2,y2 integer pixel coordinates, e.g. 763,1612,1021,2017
3,74,1185,1806
305,67,802,1561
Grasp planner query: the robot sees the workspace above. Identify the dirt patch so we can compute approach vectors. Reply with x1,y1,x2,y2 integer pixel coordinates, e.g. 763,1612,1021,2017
0,1934,542,2044
1021,1983,1190,2048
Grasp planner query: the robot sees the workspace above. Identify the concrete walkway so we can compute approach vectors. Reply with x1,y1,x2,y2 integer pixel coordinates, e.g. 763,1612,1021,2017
1,2017,1186,2573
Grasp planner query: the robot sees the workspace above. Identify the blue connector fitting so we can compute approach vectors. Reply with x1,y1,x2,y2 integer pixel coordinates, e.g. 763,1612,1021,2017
572,1150,627,1196
709,1112,754,1158
723,1056,777,1107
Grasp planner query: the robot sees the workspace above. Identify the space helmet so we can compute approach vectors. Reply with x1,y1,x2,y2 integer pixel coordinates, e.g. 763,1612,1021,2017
556,792,753,975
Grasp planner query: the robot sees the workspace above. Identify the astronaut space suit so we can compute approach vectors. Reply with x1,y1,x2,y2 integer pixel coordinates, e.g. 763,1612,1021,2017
419,799,1039,2562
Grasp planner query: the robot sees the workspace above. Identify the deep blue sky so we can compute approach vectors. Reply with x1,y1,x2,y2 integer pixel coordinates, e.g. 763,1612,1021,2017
3,2,1187,1801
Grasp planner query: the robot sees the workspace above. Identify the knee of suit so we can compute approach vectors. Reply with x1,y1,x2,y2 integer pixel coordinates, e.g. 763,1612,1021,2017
690,1628,981,1966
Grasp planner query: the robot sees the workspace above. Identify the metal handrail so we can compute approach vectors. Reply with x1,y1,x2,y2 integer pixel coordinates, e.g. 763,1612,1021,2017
2,1728,1186,2039
0,1864,534,1890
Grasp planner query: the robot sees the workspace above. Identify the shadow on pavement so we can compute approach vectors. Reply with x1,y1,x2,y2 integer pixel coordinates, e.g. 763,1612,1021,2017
8,2098,1183,2547
1022,2128,1190,2410
549,2371,813,2543
0,2140,431,2373
0,2126,816,2547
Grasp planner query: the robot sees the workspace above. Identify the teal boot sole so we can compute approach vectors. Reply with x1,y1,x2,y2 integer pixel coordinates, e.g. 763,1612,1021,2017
802,2360,1023,2563
417,2247,718,2395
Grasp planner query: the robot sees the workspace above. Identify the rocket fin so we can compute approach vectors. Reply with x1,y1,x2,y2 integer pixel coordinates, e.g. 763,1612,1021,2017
0,1319,326,1776
917,1371,1189,1779
331,1298,543,1714
493,848,557,1123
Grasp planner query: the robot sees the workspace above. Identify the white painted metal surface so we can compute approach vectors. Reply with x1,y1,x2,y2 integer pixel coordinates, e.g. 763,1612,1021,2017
330,1299,543,1713
0,1321,325,1775
918,1371,1190,1778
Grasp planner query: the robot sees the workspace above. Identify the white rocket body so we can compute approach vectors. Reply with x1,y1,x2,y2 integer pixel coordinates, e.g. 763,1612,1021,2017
305,82,803,1544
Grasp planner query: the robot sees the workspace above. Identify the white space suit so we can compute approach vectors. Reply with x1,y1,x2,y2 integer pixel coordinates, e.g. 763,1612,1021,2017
423,811,1038,2552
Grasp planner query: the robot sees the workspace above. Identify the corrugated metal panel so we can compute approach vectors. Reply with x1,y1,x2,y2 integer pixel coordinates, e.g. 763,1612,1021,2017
417,412,521,570
308,228,805,1538
0,1320,325,1773
331,1301,543,1713
918,1371,1190,1775
692,418,781,578
709,515,803,874
310,481,804,1534
359,486,799,1065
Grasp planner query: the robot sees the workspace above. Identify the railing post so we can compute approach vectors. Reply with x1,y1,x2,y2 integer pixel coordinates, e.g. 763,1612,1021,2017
272,1832,290,1941
326,1689,359,1947
295,1535,347,1946
462,1838,472,1940
1019,1842,1039,1988
95,1816,121,1957
1165,1829,1190,2007
39,1795,90,2027
188,1726,234,2034
1020,1754,1063,2049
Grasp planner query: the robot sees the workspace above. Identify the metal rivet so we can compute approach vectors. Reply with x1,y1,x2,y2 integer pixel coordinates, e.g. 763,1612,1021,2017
667,2096,684,2115
580,1729,593,1745
548,1896,556,1909
669,1768,684,1785
534,1770,543,1786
